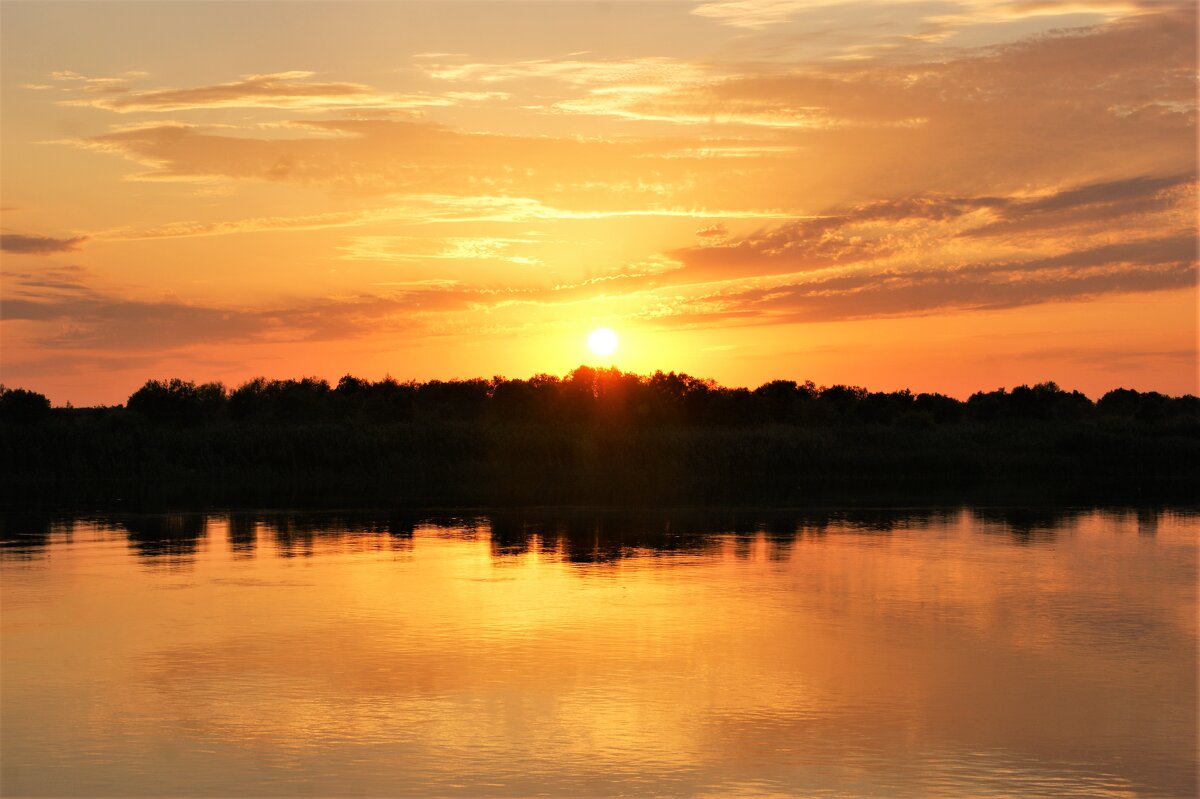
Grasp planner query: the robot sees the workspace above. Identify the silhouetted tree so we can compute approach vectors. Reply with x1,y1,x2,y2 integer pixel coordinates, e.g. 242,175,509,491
127,379,225,425
914,392,963,423
0,386,52,423
228,377,332,422
753,380,816,423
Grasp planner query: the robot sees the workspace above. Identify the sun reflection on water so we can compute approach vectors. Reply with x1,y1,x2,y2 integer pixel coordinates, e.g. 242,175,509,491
1,508,1196,797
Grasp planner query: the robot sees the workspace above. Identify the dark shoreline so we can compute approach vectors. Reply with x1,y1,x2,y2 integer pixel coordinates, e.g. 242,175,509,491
4,417,1196,513
4,370,1196,511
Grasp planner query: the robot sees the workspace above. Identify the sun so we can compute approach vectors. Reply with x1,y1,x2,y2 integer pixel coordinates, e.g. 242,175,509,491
587,327,619,357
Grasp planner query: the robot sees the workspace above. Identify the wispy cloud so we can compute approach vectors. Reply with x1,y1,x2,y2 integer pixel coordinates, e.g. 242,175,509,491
57,71,479,113
1,233,88,254
420,54,858,129
339,235,543,265
649,236,1197,329
419,56,711,86
958,173,1195,239
86,196,791,245
691,0,1152,39
564,7,1195,137
65,118,806,218
551,89,852,129
95,209,386,241
664,173,1196,288
48,69,139,94
1,268,472,351
3,264,95,298
692,0,847,31
60,7,1194,222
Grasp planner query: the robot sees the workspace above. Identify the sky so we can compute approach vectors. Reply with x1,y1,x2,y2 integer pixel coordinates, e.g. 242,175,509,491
1,0,1196,406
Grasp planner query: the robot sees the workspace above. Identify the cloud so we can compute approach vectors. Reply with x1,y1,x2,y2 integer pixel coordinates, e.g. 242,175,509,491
0,264,499,352
621,8,1192,143
665,194,997,282
57,7,1195,223
8,167,1189,354
418,54,867,128
691,0,1153,39
0,233,87,254
73,119,651,193
959,173,1195,238
653,233,1197,327
96,209,385,241
3,224,1193,356
551,88,854,129
58,71,467,113
2,264,94,298
671,217,900,280
692,0,846,31
89,196,789,247
3,295,271,350
67,119,812,216
695,223,729,239
664,169,1195,283
49,69,134,94
420,56,711,87
339,236,542,265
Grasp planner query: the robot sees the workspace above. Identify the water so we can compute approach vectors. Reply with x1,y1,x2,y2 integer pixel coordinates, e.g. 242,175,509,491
1,508,1196,797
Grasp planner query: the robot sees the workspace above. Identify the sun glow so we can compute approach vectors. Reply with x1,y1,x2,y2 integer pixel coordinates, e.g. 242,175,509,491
587,327,619,357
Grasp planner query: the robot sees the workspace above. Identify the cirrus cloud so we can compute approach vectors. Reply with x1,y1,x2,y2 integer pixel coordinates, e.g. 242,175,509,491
58,71,475,113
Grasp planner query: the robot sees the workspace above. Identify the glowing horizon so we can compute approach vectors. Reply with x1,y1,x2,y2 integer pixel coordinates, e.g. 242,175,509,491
1,1,1196,406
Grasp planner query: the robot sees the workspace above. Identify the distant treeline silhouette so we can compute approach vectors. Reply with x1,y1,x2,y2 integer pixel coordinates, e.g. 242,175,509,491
2,367,1197,508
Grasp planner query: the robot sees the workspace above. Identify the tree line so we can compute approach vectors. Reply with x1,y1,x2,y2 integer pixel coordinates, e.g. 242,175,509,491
3,366,1196,427
2,367,1196,509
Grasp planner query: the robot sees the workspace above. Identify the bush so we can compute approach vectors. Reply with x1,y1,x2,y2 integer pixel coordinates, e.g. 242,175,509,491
0,386,51,423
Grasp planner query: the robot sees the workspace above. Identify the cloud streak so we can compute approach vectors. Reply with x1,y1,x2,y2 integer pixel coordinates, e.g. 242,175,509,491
690,0,1154,38
650,235,1197,328
1,262,501,352
669,173,1196,283
1,233,88,254
57,71,483,113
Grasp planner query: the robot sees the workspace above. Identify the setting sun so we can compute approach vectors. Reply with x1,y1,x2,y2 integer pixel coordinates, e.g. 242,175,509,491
588,328,619,357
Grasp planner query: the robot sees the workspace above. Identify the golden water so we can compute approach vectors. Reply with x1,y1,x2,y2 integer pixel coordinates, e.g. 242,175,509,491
2,509,1196,797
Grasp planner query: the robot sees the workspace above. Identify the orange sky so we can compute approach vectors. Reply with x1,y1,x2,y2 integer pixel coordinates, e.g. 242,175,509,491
1,1,1196,406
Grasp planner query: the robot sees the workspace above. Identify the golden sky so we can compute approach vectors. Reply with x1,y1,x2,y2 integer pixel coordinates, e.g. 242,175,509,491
1,1,1196,405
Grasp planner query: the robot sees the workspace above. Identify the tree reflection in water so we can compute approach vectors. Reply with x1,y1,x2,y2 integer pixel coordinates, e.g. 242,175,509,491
2,505,1189,566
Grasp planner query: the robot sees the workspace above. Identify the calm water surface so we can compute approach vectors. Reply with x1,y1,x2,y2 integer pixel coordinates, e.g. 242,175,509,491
1,508,1196,797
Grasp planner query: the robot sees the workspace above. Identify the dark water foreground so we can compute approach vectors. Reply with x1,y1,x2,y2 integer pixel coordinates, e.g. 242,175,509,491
2,507,1196,797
